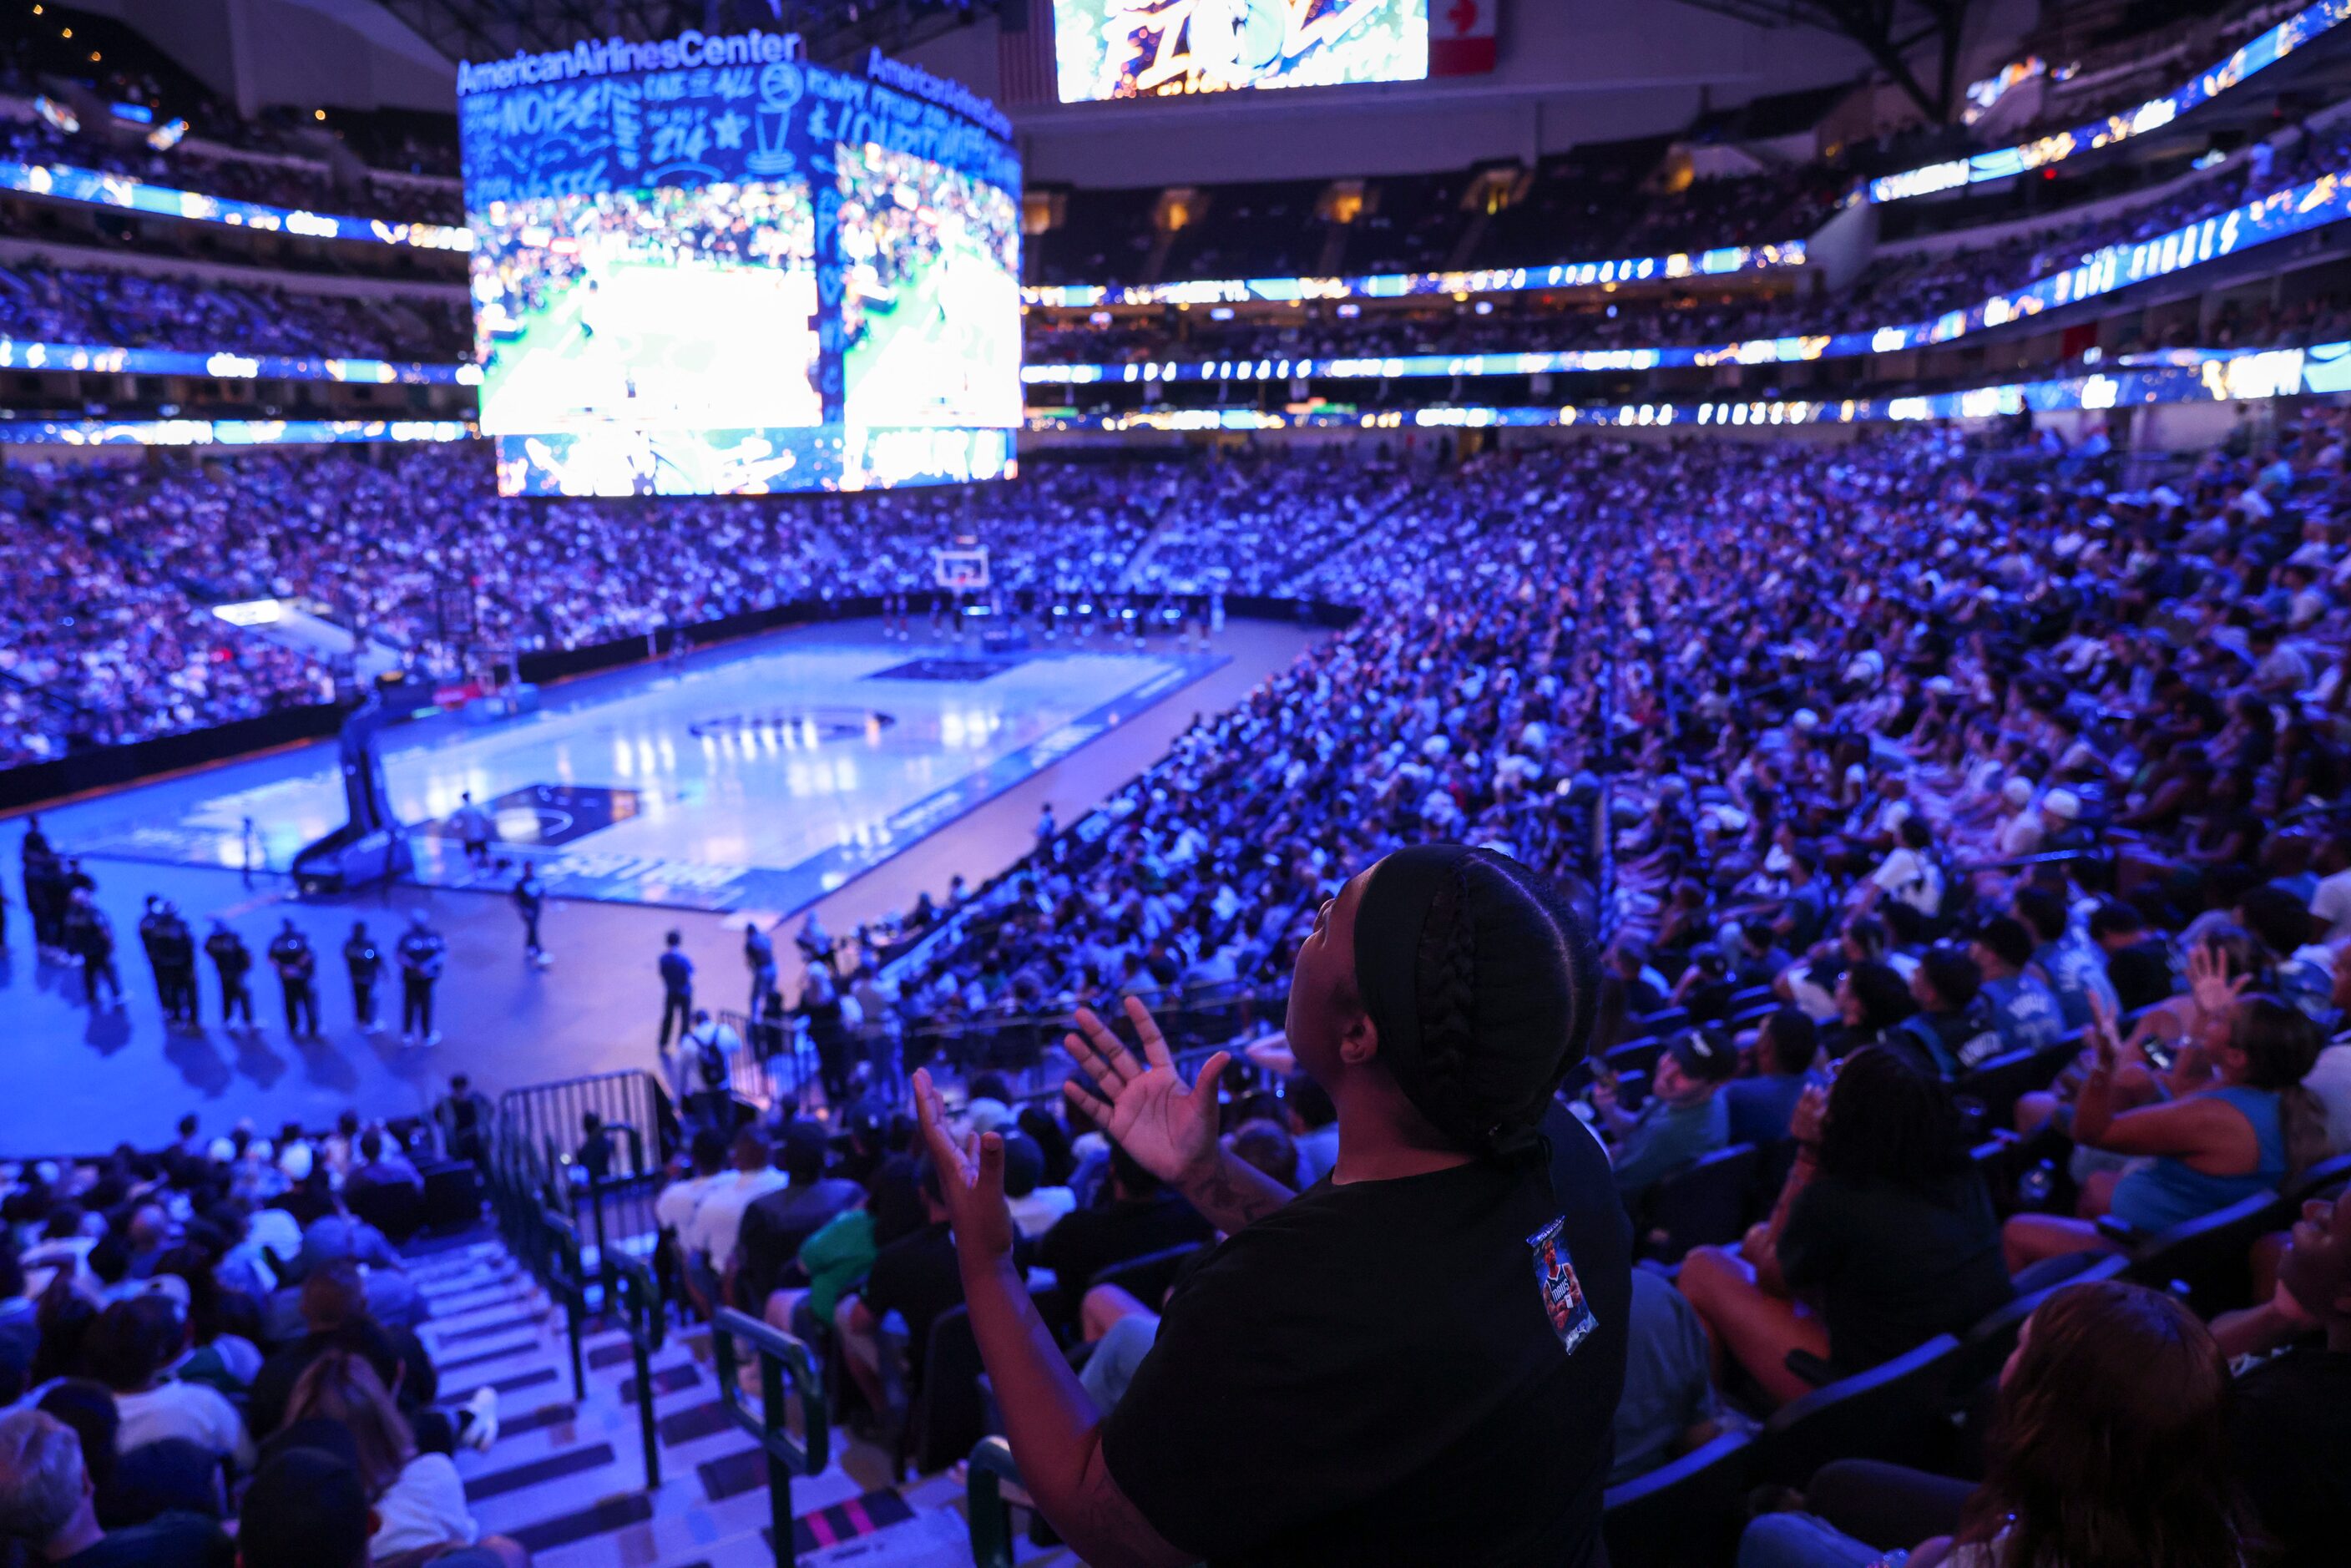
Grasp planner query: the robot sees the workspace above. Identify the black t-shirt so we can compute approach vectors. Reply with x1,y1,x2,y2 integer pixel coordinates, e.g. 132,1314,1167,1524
1777,1170,2011,1374
862,1222,964,1382
2106,940,2176,1013
1036,1191,1213,1301
1100,1106,1631,1566
2228,1345,2351,1568
58,1512,232,1568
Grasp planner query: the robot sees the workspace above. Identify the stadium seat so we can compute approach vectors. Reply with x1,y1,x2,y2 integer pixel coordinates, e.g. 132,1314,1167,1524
1639,1143,1762,1262
1600,1431,1752,1568
346,1179,423,1244
1084,1242,1199,1308
2108,1189,2286,1317
2284,1150,2351,1205
1750,1334,1963,1489
1958,1252,2126,1389
418,1160,483,1232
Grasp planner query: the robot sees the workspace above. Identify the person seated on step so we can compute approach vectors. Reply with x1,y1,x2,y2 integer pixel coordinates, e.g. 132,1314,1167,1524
237,1444,527,1568
0,1407,230,1568
273,1350,511,1565
678,1128,786,1316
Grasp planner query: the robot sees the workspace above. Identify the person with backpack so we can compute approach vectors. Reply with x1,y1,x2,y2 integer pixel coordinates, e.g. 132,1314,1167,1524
344,919,382,1030
397,910,447,1046
267,918,321,1039
205,918,255,1028
677,1009,742,1133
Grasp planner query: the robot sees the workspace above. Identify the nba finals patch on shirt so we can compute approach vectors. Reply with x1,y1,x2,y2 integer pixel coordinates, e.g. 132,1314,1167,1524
1527,1216,1597,1353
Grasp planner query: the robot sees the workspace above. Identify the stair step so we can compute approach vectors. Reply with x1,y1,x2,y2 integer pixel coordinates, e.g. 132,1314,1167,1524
466,1443,617,1503
437,1338,549,1374
619,1363,703,1403
435,1311,551,1345
441,1365,561,1407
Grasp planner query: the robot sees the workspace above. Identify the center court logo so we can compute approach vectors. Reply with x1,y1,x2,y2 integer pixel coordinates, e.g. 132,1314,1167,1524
688,707,895,743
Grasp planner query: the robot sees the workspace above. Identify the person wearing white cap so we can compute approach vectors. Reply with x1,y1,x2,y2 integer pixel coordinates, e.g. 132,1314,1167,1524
2040,788,2084,842
1994,777,2045,859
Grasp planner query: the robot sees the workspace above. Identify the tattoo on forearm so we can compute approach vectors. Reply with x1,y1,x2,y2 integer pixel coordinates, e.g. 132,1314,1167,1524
1194,1156,1288,1227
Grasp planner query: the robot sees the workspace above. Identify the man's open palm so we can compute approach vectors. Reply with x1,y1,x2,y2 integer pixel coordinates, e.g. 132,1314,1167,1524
1065,996,1229,1188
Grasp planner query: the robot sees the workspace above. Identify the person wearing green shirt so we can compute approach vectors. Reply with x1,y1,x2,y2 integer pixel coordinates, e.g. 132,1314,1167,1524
766,1204,877,1344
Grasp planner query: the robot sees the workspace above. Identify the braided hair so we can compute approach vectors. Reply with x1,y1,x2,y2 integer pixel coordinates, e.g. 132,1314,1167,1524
1403,850,1600,1161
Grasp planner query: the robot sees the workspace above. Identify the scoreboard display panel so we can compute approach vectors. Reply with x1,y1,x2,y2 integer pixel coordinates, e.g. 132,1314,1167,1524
459,33,1021,496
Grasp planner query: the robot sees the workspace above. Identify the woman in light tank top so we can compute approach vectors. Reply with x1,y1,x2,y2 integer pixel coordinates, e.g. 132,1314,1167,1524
2004,952,2322,1272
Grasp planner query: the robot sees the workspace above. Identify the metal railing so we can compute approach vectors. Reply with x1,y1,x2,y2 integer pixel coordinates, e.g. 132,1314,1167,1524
707,1308,830,1565
965,1436,1024,1568
607,1248,665,1490
495,1069,672,1181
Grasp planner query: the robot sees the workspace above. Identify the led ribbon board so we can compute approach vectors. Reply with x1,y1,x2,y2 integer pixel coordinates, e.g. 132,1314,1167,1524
1869,0,2351,203
0,159,472,250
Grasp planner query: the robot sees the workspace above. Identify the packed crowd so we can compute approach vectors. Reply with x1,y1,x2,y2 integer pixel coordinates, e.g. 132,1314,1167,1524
0,447,1276,766
0,260,469,362
0,1100,530,1566
643,411,2351,1564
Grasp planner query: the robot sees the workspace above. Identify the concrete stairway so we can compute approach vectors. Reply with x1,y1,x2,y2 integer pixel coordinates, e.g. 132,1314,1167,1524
401,1234,1043,1568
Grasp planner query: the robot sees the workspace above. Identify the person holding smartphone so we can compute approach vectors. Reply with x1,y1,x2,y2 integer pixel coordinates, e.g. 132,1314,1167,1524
912,845,1631,1567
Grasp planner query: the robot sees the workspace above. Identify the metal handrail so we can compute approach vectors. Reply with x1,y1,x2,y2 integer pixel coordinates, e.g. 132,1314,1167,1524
965,1435,1024,1568
609,1248,665,1490
707,1307,830,1565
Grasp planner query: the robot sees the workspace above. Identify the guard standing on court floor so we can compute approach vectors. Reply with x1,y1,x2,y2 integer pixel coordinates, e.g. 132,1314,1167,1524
61,891,120,1007
344,920,382,1032
514,866,549,967
658,929,693,1048
153,903,197,1028
138,897,169,1010
397,910,447,1046
267,918,320,1039
205,918,255,1029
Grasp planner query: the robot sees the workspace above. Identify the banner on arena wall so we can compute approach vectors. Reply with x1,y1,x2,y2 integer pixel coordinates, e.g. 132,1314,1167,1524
0,418,477,447
1868,0,2351,203
1429,0,1498,75
0,159,472,250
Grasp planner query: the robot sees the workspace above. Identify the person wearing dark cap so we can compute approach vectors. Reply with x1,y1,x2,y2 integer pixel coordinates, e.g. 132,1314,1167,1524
1595,1027,1736,1205
910,843,1631,1567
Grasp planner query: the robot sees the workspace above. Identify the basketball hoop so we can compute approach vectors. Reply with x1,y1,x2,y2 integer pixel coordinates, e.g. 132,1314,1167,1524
933,547,990,590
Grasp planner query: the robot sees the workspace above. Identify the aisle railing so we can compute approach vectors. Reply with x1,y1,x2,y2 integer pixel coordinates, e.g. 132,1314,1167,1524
708,1308,831,1565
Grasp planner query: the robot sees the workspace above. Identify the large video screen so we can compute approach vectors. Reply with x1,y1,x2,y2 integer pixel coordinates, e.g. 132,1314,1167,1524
1054,0,1428,102
458,33,1020,496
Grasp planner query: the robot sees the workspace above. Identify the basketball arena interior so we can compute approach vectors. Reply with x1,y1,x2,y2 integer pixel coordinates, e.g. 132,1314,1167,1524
1,0,2348,1563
